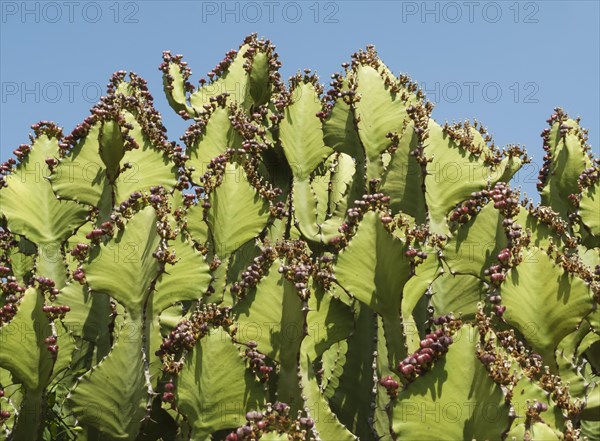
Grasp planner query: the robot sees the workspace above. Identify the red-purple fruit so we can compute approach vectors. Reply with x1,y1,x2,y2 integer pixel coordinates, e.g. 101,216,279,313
405,249,418,258
400,364,415,376
493,305,506,317
417,353,432,365
379,375,399,391
490,273,505,284
420,338,434,348
497,248,510,263
300,417,314,428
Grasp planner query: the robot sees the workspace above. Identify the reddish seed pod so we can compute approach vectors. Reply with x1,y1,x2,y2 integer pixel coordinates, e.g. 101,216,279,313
420,338,434,348
420,347,434,356
480,353,496,364
432,342,445,353
162,392,174,403
73,268,85,283
439,336,453,346
246,410,263,421
497,250,510,263
45,157,58,167
85,228,105,240
433,316,447,325
300,417,314,428
379,375,399,390
493,305,506,317
400,364,415,376
490,273,505,283
259,365,272,374
0,410,10,420
405,249,418,258
417,353,432,365
272,402,289,414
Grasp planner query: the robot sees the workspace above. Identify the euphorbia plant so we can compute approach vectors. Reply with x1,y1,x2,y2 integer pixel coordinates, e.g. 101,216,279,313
0,34,598,441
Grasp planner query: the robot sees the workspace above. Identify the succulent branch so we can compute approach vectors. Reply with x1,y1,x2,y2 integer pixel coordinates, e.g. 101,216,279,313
0,36,597,440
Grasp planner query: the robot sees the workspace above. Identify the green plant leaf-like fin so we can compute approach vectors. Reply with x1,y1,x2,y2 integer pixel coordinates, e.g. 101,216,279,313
539,116,592,220
0,289,52,441
163,35,277,117
579,179,600,236
279,82,332,180
50,78,178,214
444,201,507,278
506,422,561,441
298,342,357,441
49,122,111,209
152,233,211,314
185,105,243,185
424,121,518,235
0,134,88,245
327,304,378,440
380,126,426,222
207,162,270,258
67,325,148,440
234,258,304,408
352,63,414,182
83,206,160,320
392,325,510,440
58,282,112,345
501,248,594,371
334,210,412,365
0,288,52,390
176,330,265,439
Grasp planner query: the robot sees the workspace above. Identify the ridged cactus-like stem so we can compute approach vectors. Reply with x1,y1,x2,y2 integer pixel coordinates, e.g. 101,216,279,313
0,36,597,441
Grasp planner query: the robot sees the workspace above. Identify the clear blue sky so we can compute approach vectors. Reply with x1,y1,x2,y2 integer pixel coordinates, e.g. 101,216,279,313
1,0,599,200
